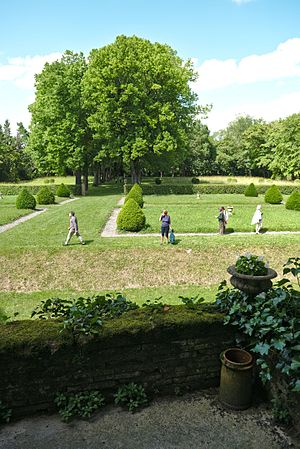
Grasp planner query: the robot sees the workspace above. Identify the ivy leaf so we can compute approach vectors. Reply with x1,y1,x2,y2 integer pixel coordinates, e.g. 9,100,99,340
272,340,286,351
292,380,300,392
253,343,270,356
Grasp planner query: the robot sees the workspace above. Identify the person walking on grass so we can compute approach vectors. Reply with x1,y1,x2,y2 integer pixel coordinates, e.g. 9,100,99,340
64,211,85,246
251,204,263,234
217,206,227,235
159,209,171,244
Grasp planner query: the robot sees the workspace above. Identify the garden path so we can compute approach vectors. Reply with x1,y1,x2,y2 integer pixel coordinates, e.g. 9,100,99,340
101,197,300,238
0,197,79,234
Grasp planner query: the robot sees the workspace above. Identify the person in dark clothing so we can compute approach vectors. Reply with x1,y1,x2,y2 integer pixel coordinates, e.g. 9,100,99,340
159,210,171,244
217,207,227,235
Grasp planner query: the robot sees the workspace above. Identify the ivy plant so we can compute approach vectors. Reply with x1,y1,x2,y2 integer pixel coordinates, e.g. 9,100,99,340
235,253,268,276
114,383,148,412
216,259,300,391
0,400,12,423
54,390,105,422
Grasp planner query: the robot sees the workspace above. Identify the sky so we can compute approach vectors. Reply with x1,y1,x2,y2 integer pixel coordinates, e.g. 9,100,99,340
1,0,300,134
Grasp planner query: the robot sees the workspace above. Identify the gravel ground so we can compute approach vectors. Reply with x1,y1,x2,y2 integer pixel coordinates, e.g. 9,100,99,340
0,391,297,449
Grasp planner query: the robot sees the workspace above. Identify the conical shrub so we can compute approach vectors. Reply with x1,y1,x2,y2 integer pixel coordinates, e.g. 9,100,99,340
16,188,36,210
117,199,146,231
285,190,300,211
265,185,283,204
244,183,258,197
37,186,55,204
125,183,144,208
56,183,71,198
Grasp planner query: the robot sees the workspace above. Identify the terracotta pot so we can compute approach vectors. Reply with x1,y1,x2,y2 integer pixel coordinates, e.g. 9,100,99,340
227,265,277,297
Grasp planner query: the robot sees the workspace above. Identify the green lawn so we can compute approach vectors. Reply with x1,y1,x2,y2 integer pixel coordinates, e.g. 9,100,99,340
0,188,299,320
142,194,300,233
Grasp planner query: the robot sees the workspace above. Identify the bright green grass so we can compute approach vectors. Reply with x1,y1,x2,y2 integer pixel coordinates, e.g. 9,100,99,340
142,194,300,233
0,284,217,320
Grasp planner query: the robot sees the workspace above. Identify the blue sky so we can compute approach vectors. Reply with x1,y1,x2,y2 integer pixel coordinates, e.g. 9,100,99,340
1,0,300,132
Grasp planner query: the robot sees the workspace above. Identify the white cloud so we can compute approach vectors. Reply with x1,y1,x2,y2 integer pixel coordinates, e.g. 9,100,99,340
0,52,62,90
194,38,300,92
231,0,255,4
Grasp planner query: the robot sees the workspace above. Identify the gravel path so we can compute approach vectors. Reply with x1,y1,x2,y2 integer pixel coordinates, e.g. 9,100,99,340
0,391,295,449
101,198,300,238
0,197,79,234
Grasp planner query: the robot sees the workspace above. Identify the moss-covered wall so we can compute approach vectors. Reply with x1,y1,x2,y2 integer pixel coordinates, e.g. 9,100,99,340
0,305,234,417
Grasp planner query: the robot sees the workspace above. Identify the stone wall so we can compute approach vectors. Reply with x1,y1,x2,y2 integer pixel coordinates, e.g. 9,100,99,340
0,307,234,417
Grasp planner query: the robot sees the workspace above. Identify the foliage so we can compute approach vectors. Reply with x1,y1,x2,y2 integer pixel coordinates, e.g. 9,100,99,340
142,298,166,314
15,188,36,210
82,35,199,183
271,397,292,425
244,183,258,197
125,183,144,208
235,253,268,276
283,257,300,287
32,293,138,337
36,186,55,204
0,184,75,195
265,185,283,204
285,190,300,211
191,177,200,184
216,259,300,390
155,177,162,185
56,183,71,198
55,390,105,422
0,400,12,423
117,198,146,232
179,294,205,309
114,383,148,412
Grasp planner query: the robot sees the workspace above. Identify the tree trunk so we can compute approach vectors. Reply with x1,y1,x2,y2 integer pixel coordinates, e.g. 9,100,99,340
83,169,89,195
75,170,82,195
93,166,100,186
131,159,141,184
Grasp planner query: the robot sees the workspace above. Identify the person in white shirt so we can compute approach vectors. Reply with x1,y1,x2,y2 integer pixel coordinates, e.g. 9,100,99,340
251,205,263,234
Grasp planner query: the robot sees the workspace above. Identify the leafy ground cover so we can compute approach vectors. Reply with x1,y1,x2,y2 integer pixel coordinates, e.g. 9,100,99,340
142,194,300,233
0,186,299,320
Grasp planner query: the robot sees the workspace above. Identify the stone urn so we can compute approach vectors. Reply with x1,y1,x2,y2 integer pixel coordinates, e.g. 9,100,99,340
227,265,277,297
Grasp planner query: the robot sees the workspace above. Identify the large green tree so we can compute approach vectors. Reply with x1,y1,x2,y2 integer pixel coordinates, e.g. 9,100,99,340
28,51,92,192
82,35,199,183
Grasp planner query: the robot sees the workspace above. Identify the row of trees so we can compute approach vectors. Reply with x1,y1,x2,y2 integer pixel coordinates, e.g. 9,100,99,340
1,35,299,185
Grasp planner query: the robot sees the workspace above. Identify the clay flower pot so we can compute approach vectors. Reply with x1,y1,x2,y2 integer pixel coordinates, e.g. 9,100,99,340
227,265,277,297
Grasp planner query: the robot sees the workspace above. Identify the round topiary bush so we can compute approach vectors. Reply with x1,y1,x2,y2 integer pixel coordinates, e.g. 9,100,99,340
191,177,200,184
244,183,258,197
16,188,36,210
155,178,162,185
125,183,144,208
56,183,71,198
265,185,283,204
117,199,146,231
285,190,300,211
37,186,55,204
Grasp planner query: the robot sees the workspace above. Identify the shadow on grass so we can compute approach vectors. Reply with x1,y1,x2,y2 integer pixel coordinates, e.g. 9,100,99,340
172,239,182,245
260,228,269,234
225,227,234,234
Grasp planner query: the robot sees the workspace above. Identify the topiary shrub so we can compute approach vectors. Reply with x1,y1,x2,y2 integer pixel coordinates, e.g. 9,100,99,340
285,190,300,211
16,188,36,210
125,183,144,208
117,199,146,231
265,185,283,204
56,183,71,198
244,183,258,197
155,178,162,185
37,186,55,204
191,177,200,184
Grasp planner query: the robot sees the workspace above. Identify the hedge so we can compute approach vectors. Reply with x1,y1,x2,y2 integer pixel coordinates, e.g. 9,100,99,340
285,191,300,211
117,198,146,231
0,185,76,196
124,184,298,195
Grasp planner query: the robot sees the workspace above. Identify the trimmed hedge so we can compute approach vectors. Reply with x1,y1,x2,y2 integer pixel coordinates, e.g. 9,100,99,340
244,183,258,197
56,183,71,198
265,185,283,204
0,185,76,196
117,198,146,231
37,186,55,204
285,191,300,211
125,183,144,208
191,177,200,184
124,183,298,195
15,188,36,210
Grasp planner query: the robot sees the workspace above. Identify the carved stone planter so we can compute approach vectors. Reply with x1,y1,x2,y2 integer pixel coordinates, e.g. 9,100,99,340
227,266,277,297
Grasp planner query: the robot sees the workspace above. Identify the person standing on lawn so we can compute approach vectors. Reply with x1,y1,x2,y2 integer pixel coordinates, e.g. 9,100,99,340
64,211,85,245
251,204,263,234
217,206,227,235
159,210,171,244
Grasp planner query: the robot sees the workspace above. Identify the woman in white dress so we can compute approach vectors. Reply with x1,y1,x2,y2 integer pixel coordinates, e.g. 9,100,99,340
251,205,263,234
